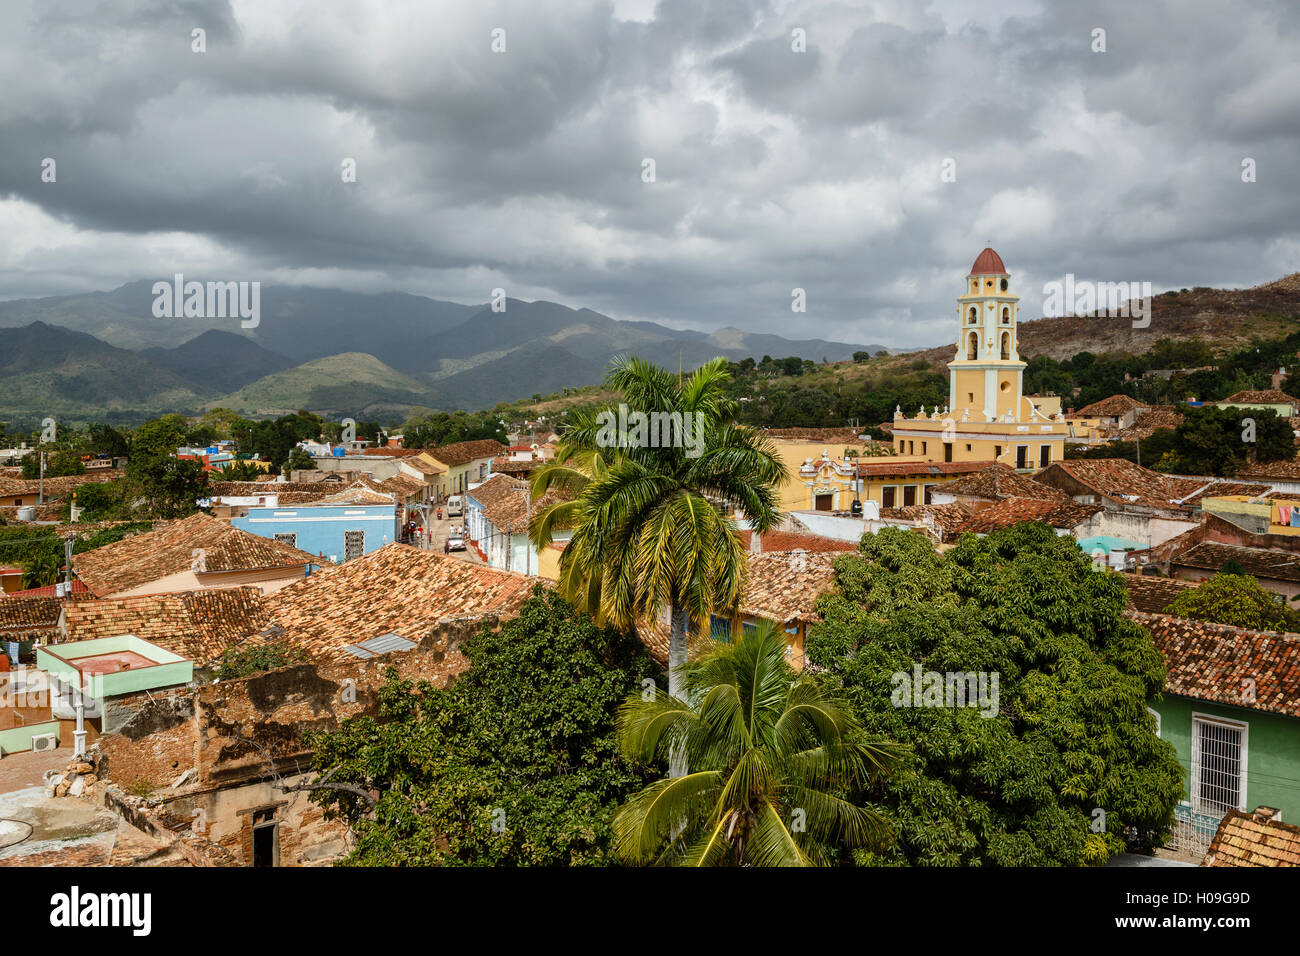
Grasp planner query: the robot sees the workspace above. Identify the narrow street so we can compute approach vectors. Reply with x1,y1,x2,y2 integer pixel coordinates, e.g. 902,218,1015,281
415,509,485,566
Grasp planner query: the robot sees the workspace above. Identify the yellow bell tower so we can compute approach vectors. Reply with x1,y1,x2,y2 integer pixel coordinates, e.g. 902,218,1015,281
889,248,1069,471
951,247,1023,421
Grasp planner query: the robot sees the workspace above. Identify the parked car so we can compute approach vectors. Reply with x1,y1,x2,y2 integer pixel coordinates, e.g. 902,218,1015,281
446,533,466,552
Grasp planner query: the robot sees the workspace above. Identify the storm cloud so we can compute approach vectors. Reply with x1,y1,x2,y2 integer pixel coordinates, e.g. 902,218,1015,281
1,0,1297,349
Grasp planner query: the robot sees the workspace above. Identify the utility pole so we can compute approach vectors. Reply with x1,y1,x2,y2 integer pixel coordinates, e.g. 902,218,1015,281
39,450,46,505
64,536,74,594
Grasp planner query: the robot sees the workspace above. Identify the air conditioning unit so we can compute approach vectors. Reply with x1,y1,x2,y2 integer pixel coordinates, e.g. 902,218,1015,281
31,733,58,753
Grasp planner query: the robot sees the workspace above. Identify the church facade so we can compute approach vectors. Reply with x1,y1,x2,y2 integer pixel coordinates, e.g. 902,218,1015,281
891,248,1069,471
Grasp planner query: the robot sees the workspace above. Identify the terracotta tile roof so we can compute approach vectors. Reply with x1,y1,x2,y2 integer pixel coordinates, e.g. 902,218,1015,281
0,596,63,639
1172,542,1300,582
491,457,540,475
1038,458,1205,510
424,439,507,467
1109,405,1185,440
209,480,340,498
2,579,92,598
61,587,268,663
1074,394,1145,417
1237,460,1300,481
1181,481,1272,506
1131,611,1300,718
957,496,1101,534
470,473,568,530
0,471,123,499
258,543,536,663
0,503,65,521
1120,573,1194,614
937,462,1068,501
1205,809,1300,867
72,513,323,596
400,458,446,477
376,474,428,499
739,530,857,554
878,502,974,540
309,484,396,506
634,550,841,665
855,460,991,478
1219,389,1300,406
737,551,839,624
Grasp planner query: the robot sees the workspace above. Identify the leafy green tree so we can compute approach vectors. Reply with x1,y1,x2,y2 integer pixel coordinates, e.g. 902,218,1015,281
219,461,268,482
401,409,506,448
613,620,901,866
21,448,85,479
529,356,786,712
1168,405,1293,476
285,447,316,472
1163,573,1300,631
126,416,209,518
87,423,130,458
21,549,61,589
806,525,1183,865
305,588,657,866
69,479,135,521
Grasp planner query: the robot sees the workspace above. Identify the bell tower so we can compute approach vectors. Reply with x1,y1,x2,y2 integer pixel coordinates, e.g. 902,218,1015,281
949,247,1024,423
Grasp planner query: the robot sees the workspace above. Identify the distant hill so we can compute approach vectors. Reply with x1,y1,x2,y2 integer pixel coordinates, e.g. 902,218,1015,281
903,273,1300,368
0,281,481,359
215,352,434,418
0,321,204,419
141,329,294,395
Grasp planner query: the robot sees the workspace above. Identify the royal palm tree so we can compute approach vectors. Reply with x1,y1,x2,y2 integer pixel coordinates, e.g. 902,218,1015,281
612,621,902,866
529,357,787,709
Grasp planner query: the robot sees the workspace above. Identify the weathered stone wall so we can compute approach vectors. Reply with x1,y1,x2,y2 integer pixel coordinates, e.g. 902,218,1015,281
93,616,485,866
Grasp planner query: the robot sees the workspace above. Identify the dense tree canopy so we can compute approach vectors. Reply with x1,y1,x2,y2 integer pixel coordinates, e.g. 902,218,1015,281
305,588,658,866
1160,404,1294,475
1163,573,1300,631
806,525,1183,866
400,409,506,448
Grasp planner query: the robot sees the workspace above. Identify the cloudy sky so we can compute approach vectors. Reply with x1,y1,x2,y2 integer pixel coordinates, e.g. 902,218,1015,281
1,0,1297,349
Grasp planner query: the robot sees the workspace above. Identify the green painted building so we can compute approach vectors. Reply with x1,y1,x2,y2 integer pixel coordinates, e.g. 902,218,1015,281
1138,610,1300,848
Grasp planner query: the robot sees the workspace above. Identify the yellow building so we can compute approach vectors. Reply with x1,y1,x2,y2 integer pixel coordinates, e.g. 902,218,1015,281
892,248,1069,471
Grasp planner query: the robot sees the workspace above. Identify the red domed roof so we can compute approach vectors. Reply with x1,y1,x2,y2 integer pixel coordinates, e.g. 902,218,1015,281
969,247,1007,275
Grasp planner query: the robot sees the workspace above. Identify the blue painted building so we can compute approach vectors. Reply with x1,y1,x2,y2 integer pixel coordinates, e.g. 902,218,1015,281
231,503,399,564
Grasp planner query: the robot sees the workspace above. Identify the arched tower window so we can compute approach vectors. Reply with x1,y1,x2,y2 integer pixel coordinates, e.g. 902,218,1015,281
1002,307,1010,324
967,331,978,360
968,307,977,323
1000,331,1010,360
1000,278,1008,291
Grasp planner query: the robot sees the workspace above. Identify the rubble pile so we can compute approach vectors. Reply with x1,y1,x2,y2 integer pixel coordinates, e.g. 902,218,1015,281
44,746,102,800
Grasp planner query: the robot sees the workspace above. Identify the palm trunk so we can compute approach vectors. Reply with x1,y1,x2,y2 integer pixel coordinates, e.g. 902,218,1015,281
668,602,688,779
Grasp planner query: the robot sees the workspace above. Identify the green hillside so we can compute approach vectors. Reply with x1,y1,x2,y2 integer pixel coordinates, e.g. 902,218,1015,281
214,352,434,418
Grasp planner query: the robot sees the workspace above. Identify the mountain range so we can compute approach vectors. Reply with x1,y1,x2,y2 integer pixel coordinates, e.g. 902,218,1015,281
0,283,880,423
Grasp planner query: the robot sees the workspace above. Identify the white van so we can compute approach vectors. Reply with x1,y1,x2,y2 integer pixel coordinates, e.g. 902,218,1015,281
446,495,464,517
